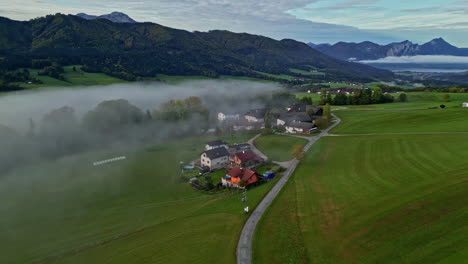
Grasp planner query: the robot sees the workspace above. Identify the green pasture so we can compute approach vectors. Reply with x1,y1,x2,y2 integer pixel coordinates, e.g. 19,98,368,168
254,134,468,264
18,66,127,89
289,68,325,76
331,108,468,134
254,134,308,162
0,132,275,264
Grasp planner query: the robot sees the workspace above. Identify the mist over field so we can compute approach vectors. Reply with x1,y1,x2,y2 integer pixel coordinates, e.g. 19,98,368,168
0,80,280,131
0,80,281,176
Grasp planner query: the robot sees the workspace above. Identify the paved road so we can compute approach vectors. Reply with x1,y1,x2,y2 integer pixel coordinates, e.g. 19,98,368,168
237,114,341,264
247,134,269,161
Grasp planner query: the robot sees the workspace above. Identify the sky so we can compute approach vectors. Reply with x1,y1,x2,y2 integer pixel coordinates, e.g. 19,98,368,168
1,0,467,47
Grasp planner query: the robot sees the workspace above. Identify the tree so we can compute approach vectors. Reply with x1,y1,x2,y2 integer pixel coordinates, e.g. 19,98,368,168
291,144,305,160
323,103,331,120
372,87,383,104
443,93,450,102
399,93,407,102
300,96,313,105
333,93,348,105
83,99,144,134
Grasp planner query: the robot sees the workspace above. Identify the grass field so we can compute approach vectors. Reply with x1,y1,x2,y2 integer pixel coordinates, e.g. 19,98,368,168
155,74,274,84
19,66,128,89
254,134,468,264
0,131,277,264
331,108,468,134
254,71,296,81
254,134,308,162
289,68,326,76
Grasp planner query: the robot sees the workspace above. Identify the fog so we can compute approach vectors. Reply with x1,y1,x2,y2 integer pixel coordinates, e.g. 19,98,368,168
359,55,468,64
0,80,280,132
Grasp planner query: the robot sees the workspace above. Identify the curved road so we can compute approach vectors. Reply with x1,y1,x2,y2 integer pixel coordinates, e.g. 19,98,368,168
237,114,342,264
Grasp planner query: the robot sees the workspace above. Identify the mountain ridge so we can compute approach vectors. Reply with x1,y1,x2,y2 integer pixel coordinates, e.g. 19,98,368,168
0,13,393,82
310,38,468,61
75,12,137,23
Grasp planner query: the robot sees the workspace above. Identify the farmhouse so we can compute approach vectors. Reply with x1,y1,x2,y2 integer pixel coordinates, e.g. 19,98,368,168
277,112,313,126
285,120,317,134
286,104,323,116
462,102,468,108
222,166,259,188
205,140,228,150
231,150,263,169
229,120,264,131
217,112,240,121
200,147,230,170
244,108,266,123
228,143,251,154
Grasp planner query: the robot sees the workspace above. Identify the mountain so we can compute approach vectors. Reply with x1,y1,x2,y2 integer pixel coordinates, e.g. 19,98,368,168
311,38,468,61
75,12,137,23
0,14,393,82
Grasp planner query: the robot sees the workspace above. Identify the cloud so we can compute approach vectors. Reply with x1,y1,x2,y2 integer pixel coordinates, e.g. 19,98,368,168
359,55,468,64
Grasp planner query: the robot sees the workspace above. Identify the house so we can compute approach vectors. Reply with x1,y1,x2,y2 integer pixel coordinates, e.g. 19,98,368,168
286,103,308,112
205,140,228,151
200,147,230,170
222,166,259,188
244,108,266,123
231,150,263,169
218,112,241,121
286,104,323,116
462,102,468,108
285,120,317,134
228,143,251,154
277,112,313,126
229,120,264,131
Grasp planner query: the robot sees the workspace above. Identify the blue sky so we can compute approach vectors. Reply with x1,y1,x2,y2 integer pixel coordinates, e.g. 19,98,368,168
1,0,467,47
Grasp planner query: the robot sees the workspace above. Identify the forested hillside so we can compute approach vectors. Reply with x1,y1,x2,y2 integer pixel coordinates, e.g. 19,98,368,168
0,14,393,83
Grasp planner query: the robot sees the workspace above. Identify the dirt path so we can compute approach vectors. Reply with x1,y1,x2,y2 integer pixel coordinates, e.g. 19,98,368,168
237,114,342,264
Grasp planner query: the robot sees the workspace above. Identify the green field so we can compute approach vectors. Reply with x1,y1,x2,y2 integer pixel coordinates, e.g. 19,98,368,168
155,74,274,84
289,68,326,76
0,132,277,264
254,134,308,161
254,71,296,81
18,66,128,89
332,108,468,134
254,134,468,264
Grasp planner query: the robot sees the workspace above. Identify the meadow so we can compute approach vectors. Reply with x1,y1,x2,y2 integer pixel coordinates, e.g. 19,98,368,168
289,68,326,76
254,134,308,161
0,132,278,264
19,66,128,89
156,74,273,84
253,134,468,264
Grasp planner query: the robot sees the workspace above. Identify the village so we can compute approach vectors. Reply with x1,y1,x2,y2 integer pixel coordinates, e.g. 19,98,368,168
181,101,324,191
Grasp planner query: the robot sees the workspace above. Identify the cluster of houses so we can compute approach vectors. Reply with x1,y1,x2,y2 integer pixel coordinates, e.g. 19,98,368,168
217,103,322,135
200,140,265,188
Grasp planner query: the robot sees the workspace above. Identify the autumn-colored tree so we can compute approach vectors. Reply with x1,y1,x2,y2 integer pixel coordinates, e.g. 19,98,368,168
443,94,451,102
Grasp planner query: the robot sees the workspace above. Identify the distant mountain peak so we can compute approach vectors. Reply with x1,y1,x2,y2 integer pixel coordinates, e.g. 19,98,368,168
75,11,136,23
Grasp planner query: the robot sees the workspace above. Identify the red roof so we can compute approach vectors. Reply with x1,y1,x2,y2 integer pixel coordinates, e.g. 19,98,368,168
226,167,257,181
234,150,262,162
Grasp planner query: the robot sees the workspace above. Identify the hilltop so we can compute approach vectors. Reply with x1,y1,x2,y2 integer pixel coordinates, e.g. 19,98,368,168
0,13,393,84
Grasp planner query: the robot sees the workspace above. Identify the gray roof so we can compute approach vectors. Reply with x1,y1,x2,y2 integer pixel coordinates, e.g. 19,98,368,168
203,147,230,159
206,140,227,146
279,112,312,122
245,108,266,118
285,121,315,129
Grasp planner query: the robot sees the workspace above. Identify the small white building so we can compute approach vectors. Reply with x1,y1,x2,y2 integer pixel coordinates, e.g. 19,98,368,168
200,147,230,170
244,108,266,123
462,102,468,108
218,112,240,121
285,121,317,134
205,140,228,151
